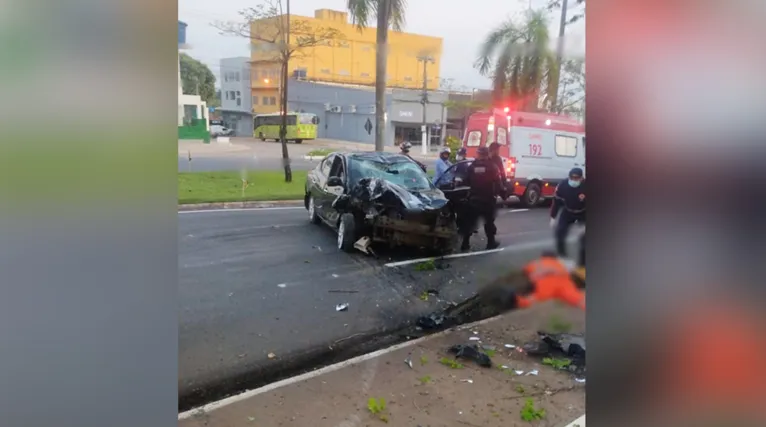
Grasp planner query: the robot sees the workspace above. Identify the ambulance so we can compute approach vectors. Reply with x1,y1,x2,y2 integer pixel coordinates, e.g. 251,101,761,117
462,108,585,207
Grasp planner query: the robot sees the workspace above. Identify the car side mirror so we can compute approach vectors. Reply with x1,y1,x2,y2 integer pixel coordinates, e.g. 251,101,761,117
327,176,343,187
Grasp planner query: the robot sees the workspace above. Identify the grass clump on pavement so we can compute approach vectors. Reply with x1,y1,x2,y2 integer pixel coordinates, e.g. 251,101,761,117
178,171,308,204
306,148,333,157
520,398,545,421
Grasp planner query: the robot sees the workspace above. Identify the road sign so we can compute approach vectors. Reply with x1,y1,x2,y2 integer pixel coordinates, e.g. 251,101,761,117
364,118,373,135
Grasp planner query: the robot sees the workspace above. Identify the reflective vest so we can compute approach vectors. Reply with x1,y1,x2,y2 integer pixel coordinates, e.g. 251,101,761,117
519,257,585,309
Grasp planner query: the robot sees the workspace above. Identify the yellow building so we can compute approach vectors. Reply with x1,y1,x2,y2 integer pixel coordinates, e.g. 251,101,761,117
250,9,443,114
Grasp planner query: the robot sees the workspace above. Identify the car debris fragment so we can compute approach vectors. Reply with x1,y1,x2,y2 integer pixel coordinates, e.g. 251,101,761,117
448,344,492,368
335,303,349,312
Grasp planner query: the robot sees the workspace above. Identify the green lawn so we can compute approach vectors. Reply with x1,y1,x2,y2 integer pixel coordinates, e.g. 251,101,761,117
179,171,308,204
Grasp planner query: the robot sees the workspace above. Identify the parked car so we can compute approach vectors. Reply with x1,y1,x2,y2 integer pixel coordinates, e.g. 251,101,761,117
210,124,233,137
304,152,458,253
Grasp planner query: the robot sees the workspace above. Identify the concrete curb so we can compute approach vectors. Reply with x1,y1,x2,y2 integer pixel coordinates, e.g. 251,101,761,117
178,200,304,211
302,155,324,161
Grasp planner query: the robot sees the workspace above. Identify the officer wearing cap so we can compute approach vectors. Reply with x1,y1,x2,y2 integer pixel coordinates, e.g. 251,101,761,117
550,167,586,257
433,146,452,185
461,146,504,250
399,141,427,172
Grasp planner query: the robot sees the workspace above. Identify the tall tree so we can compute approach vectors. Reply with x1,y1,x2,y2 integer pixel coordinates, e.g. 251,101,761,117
475,9,557,112
214,0,341,182
545,0,585,109
179,53,217,104
346,0,408,152
554,59,584,118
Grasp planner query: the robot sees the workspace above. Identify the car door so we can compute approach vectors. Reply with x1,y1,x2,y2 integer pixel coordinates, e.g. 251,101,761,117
308,155,333,219
322,156,347,226
434,160,472,203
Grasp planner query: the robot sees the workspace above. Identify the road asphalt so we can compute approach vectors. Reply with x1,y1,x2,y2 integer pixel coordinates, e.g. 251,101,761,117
178,138,437,172
178,205,578,409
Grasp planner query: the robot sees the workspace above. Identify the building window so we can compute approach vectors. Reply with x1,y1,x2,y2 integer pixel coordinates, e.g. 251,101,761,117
237,98,241,106
339,70,350,76
360,72,370,77
320,68,330,74
229,91,236,100
262,96,269,105
253,96,258,105
234,72,240,81
236,91,241,97
269,97,277,105
404,76,413,81
269,69,278,78
224,92,229,100
261,70,268,78
555,135,578,157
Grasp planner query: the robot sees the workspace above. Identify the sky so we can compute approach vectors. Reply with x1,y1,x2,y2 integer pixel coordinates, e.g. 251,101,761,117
179,0,585,91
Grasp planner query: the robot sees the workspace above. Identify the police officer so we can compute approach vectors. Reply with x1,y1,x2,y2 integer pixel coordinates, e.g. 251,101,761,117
488,142,507,182
400,141,427,172
550,167,586,257
461,146,504,251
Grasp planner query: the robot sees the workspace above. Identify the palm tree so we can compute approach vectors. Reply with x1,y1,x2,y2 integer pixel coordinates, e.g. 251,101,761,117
346,0,408,152
475,9,558,112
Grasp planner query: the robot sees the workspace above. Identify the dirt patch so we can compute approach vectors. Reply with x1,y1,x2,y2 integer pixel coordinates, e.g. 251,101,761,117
180,302,584,427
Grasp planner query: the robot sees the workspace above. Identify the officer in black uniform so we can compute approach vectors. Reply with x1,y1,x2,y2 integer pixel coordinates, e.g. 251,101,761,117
399,142,427,172
488,142,507,182
550,167,586,257
461,146,505,251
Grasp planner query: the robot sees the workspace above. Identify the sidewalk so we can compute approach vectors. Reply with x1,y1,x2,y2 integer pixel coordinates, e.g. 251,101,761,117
179,302,585,427
306,138,440,160
178,140,252,156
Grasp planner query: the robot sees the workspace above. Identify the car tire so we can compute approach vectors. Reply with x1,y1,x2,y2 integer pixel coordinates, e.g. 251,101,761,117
307,195,321,225
337,213,357,253
295,139,303,144
521,182,542,208
259,132,266,142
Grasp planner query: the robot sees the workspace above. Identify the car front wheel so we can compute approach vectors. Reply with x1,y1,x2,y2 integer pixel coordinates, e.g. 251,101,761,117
308,195,321,224
337,213,357,252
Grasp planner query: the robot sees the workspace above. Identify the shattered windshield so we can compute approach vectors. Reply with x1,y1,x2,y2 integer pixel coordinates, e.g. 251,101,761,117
350,158,434,192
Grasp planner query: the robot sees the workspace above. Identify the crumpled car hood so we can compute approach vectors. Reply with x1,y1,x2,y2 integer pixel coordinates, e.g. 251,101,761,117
347,177,448,212
332,177,449,215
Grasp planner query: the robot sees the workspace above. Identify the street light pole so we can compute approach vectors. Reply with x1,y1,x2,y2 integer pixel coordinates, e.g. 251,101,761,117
417,55,434,155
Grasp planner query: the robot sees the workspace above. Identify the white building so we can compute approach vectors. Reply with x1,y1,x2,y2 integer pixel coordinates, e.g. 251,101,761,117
218,57,253,136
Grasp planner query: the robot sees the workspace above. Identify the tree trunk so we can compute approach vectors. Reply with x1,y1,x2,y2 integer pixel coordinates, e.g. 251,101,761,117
280,0,292,182
374,0,390,152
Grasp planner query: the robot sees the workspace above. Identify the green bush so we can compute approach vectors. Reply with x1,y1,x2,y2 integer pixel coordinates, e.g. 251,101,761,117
445,135,462,163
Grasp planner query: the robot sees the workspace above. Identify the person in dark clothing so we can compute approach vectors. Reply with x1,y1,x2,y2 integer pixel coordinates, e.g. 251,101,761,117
461,146,505,251
488,142,507,182
550,167,586,257
399,141,427,172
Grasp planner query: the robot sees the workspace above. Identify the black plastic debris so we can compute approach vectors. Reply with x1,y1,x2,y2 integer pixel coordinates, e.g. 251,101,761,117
416,312,449,330
448,344,492,368
523,332,586,375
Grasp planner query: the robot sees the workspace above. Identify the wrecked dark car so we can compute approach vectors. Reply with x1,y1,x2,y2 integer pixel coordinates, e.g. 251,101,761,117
304,152,458,253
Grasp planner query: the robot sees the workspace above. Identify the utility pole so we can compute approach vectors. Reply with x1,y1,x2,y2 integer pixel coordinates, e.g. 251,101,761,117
550,0,569,112
417,55,434,155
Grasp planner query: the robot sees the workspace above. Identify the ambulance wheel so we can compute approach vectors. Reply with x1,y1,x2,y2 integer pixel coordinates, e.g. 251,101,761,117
521,182,542,207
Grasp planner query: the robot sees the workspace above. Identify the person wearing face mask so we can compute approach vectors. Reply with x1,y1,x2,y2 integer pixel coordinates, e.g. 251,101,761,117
432,147,452,185
550,168,585,257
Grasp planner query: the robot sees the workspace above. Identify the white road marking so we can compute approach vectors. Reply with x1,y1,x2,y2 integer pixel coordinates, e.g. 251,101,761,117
178,207,304,214
563,414,585,427
178,313,507,419
383,237,578,268
506,208,529,213
384,247,506,267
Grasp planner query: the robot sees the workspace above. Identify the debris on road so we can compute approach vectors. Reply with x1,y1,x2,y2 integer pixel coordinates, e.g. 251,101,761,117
331,274,339,278
277,283,286,288
353,236,373,254
267,352,276,359
404,355,413,369
504,343,516,349
335,303,349,312
523,332,586,376
468,336,480,341
460,379,473,384
448,344,492,368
